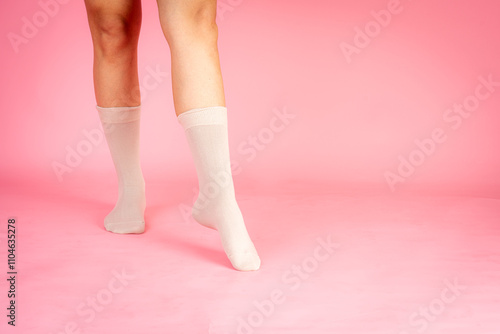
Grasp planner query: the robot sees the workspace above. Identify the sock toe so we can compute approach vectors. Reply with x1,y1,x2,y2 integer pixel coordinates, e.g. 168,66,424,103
104,220,145,234
228,251,261,271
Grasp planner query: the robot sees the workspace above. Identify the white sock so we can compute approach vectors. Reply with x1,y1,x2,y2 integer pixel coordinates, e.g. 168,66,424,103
178,106,261,271
96,105,146,234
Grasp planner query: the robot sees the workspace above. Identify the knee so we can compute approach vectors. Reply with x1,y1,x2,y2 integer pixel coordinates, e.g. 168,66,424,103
88,11,140,58
159,2,218,46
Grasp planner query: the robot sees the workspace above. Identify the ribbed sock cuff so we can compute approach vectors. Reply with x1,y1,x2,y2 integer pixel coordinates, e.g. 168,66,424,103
96,105,141,124
177,106,227,130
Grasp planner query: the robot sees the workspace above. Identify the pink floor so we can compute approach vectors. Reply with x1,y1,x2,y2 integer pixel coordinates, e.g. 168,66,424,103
2,0,500,333
1,178,499,334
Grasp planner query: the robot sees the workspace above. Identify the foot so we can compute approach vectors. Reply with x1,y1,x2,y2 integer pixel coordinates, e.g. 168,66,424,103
192,194,261,271
104,183,146,234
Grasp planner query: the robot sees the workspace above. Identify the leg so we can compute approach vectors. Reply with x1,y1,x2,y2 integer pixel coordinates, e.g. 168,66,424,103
156,0,225,115
157,0,261,271
85,0,142,107
85,0,146,233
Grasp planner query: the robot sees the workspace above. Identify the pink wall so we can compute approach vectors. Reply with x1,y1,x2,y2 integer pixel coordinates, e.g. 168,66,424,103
1,0,499,195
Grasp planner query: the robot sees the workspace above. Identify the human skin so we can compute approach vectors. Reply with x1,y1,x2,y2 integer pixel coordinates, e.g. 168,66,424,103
84,0,226,116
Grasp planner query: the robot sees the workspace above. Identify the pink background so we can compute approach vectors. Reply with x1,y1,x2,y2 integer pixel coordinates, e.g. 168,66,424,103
1,1,500,334
1,0,499,195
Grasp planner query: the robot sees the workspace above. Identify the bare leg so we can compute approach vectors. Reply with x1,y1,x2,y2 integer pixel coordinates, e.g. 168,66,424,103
85,0,142,107
156,0,225,115
85,0,146,234
157,0,261,270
